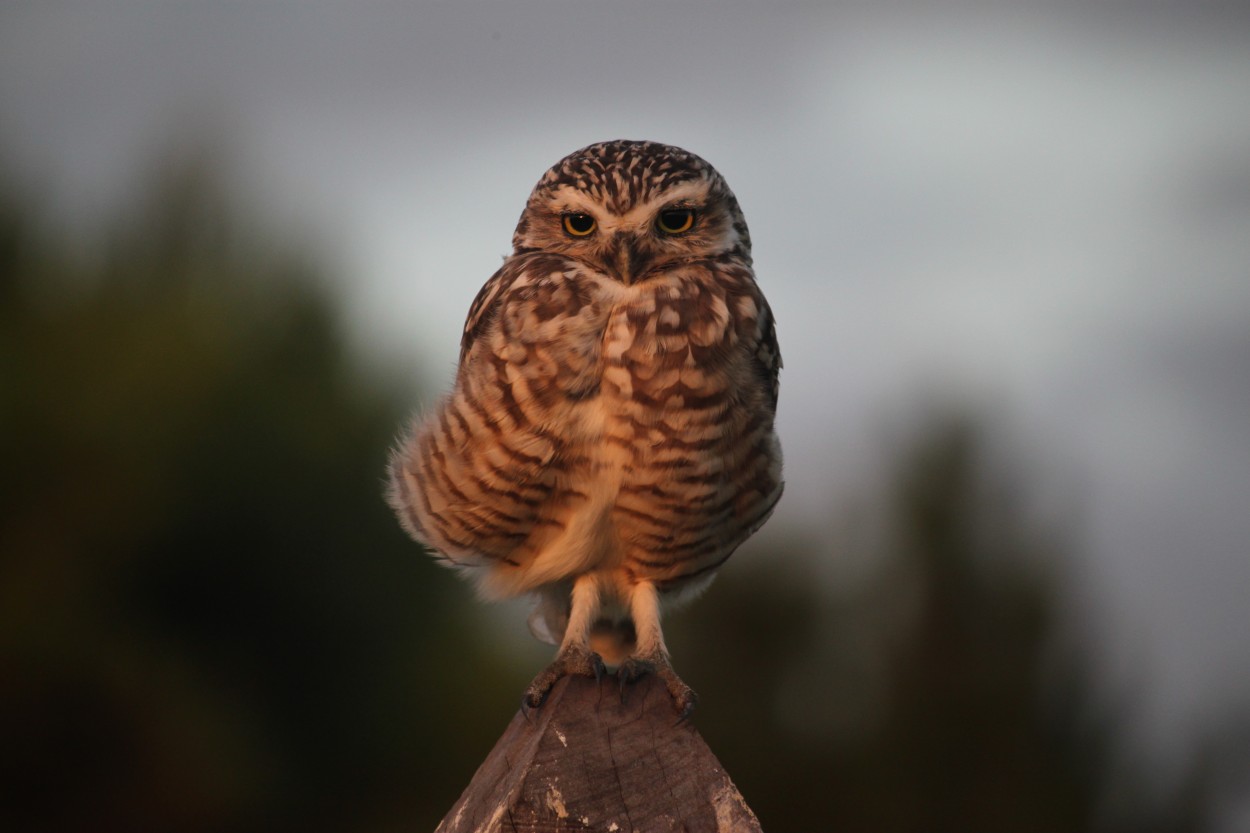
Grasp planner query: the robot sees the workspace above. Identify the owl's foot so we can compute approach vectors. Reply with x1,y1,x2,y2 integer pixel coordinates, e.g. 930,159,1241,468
523,645,606,711
618,651,698,721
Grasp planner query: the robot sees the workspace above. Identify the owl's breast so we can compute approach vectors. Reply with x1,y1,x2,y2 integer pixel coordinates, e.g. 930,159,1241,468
596,269,748,422
452,258,778,590
590,267,781,584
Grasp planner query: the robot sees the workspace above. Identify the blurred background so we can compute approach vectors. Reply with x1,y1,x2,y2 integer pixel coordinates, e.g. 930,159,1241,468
3,2,1249,831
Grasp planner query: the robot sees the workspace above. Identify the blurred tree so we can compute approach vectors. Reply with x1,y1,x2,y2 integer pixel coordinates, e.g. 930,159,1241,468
670,418,1231,833
0,155,518,833
1,152,1241,833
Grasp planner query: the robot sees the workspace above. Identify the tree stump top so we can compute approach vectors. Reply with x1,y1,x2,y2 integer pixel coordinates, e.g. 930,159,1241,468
436,673,763,833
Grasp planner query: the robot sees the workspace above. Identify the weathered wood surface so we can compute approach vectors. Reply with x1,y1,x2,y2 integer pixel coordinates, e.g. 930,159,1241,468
436,673,763,833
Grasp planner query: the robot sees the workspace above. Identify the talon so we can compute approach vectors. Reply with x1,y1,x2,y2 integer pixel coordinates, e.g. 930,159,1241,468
672,688,698,724
523,645,605,710
618,652,697,718
618,657,651,685
616,656,652,702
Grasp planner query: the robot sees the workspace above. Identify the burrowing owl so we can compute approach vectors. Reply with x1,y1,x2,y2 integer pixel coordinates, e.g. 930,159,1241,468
387,140,782,716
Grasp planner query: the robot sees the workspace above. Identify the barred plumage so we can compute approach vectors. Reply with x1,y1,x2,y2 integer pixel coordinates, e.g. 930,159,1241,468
387,140,782,714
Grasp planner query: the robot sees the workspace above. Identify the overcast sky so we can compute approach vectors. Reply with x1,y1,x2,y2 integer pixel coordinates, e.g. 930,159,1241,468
4,0,1249,807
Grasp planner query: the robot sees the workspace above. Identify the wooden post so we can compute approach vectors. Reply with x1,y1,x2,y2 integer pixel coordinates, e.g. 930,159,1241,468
436,673,764,832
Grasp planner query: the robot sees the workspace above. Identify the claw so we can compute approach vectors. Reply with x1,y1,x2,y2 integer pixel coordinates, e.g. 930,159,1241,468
523,645,606,710
617,656,651,689
671,688,698,725
616,652,697,719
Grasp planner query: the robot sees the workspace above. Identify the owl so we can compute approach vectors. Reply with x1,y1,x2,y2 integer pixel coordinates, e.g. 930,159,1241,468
387,140,782,717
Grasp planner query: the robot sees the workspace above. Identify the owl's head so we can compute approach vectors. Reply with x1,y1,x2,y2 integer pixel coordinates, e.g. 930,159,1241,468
512,140,751,283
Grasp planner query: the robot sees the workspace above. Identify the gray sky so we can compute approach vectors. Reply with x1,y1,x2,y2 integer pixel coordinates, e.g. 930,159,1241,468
5,0,1249,806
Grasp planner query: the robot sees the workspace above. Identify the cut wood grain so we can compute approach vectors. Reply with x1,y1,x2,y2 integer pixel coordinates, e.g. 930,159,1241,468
436,673,763,833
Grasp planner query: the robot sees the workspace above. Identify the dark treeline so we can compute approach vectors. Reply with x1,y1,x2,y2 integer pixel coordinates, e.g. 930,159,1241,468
0,154,1242,832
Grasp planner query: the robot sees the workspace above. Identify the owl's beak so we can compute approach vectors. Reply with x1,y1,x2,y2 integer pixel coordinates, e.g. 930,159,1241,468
613,242,633,285
605,231,652,285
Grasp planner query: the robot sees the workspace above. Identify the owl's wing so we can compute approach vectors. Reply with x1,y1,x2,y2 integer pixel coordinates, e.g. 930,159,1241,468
460,261,522,365
752,290,782,413
459,252,604,400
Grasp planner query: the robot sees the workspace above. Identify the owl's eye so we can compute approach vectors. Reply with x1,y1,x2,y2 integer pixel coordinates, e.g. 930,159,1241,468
657,208,696,235
562,213,597,237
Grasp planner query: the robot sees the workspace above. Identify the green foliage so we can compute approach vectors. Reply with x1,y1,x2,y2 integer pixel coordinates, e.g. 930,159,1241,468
0,160,519,833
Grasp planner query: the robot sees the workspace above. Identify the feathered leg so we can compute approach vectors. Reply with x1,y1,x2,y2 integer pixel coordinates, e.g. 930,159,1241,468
523,573,606,709
618,580,697,719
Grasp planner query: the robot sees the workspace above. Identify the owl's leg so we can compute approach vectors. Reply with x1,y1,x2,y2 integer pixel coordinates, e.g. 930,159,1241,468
618,580,697,719
523,574,606,710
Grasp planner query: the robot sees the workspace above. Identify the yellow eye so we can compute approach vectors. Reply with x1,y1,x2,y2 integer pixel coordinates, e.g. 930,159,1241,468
562,213,597,237
657,208,695,235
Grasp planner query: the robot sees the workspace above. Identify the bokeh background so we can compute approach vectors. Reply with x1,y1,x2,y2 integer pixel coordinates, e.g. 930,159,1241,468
3,2,1249,831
